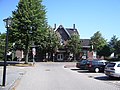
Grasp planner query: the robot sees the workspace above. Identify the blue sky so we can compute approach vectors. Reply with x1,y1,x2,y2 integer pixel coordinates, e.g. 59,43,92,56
0,0,120,41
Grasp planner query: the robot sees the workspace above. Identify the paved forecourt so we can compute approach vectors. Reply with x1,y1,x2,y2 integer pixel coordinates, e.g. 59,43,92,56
15,62,120,90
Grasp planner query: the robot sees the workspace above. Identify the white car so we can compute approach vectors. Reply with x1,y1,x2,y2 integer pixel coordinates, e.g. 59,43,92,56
104,61,120,78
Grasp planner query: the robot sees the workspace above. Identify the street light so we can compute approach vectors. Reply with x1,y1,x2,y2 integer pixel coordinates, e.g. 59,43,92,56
31,43,36,65
12,43,15,60
2,17,12,86
30,26,36,65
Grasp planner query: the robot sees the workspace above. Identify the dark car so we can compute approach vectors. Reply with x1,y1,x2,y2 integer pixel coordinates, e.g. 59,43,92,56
76,60,88,69
86,60,108,73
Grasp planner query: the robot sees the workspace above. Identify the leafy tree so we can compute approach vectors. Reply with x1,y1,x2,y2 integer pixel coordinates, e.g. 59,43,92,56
10,0,48,63
37,26,60,61
47,28,60,53
90,31,107,56
114,40,120,58
0,33,6,60
46,27,60,61
66,34,81,60
98,45,111,58
109,35,118,56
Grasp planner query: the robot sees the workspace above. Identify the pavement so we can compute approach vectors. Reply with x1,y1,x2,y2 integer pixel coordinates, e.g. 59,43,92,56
0,66,27,90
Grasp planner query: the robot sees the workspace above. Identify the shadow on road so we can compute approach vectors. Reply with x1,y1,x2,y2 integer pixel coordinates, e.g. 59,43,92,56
95,76,120,81
71,68,81,71
71,68,96,73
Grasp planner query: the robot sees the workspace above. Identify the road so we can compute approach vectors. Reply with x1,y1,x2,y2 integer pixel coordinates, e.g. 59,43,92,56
15,62,120,90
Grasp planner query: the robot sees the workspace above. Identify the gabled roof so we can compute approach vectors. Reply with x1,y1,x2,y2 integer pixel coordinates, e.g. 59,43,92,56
66,28,79,36
58,25,71,37
55,25,79,38
80,39,90,48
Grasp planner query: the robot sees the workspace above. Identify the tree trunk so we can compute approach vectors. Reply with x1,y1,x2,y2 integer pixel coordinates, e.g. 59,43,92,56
24,35,29,64
73,53,76,61
24,45,29,64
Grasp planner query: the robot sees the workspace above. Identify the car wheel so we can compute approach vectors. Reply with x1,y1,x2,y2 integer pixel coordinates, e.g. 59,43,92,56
95,68,99,73
108,76,114,78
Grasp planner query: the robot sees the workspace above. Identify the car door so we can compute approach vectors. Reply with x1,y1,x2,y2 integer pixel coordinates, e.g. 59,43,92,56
115,63,120,74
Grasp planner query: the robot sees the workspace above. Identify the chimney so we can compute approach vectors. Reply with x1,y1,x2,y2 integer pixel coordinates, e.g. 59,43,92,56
54,24,56,30
73,24,75,30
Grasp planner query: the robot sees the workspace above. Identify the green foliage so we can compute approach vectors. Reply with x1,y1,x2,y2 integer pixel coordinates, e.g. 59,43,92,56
0,33,5,60
114,40,120,55
66,34,81,59
38,26,60,53
98,45,111,57
10,0,48,63
109,35,118,55
48,29,60,52
90,31,107,56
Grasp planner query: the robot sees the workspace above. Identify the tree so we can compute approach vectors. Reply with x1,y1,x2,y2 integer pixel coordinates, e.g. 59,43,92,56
38,26,60,61
114,40,120,58
66,34,81,60
98,45,111,58
109,35,118,56
90,31,107,56
0,33,6,60
10,0,48,63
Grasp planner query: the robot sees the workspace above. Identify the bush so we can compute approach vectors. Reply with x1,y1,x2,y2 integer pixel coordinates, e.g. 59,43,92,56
106,58,120,62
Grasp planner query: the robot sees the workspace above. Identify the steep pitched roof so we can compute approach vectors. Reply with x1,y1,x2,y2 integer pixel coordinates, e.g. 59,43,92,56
55,25,79,37
66,28,79,36
58,25,71,37
80,39,90,48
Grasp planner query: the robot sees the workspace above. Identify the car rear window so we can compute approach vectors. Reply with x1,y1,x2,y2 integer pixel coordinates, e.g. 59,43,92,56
106,63,115,67
117,64,120,67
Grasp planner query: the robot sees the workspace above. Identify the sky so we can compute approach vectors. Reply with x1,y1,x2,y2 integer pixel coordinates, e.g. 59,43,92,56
0,0,120,41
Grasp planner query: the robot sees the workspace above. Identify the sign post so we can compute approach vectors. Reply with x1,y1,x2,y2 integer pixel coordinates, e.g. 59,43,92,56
32,47,36,65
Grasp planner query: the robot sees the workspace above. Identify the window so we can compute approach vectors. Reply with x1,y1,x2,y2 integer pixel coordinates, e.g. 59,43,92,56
98,62,104,65
117,64,120,67
106,63,115,67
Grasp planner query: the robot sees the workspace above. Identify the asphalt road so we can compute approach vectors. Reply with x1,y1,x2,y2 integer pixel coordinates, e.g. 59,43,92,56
15,62,120,90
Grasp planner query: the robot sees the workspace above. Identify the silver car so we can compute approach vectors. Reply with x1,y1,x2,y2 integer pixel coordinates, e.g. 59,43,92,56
104,61,120,78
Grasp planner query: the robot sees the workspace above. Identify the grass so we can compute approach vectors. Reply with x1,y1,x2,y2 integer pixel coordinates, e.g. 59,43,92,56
14,63,34,67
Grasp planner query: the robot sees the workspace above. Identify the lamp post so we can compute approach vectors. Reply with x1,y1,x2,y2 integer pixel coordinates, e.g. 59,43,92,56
2,17,12,86
12,43,15,61
30,25,36,65
32,44,36,65
48,29,51,61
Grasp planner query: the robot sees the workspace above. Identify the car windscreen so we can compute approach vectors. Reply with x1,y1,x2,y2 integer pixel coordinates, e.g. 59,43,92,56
106,63,115,67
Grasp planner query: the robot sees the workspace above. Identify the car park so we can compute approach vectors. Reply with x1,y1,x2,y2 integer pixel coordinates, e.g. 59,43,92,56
86,60,108,73
104,61,120,78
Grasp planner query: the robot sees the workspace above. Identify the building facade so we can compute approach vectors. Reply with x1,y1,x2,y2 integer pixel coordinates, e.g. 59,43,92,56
54,24,94,61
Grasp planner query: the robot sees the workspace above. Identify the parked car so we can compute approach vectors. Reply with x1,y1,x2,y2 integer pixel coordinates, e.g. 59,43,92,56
76,60,88,69
104,62,120,78
86,60,108,73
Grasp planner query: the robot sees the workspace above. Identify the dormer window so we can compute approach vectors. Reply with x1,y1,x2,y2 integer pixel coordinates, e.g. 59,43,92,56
60,39,64,45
